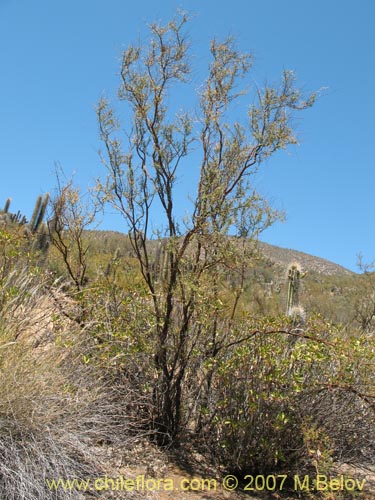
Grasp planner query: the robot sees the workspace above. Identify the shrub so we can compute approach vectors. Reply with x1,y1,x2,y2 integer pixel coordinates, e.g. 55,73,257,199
194,315,375,480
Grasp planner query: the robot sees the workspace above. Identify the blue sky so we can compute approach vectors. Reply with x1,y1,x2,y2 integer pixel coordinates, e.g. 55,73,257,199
1,0,374,272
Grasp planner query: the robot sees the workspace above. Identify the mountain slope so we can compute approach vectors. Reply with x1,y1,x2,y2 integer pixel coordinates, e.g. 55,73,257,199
85,230,354,276
257,241,354,276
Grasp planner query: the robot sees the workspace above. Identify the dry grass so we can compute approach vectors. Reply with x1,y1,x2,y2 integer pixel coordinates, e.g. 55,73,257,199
0,265,149,499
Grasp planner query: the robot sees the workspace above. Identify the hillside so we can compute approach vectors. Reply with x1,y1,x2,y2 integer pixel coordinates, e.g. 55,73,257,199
86,230,354,276
2,225,375,500
257,241,354,276
77,230,362,325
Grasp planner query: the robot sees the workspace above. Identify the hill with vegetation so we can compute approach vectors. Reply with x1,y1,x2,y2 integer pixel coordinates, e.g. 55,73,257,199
1,208,375,500
257,241,354,276
1,12,375,499
78,230,361,326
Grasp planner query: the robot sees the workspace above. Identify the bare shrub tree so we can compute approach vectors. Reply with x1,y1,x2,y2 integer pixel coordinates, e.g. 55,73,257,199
96,12,316,444
48,170,97,293
47,170,101,328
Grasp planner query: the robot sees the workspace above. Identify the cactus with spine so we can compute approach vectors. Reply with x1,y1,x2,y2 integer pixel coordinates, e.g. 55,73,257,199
29,194,49,234
3,198,11,214
1,195,50,252
286,262,306,325
29,194,50,252
153,240,169,283
0,198,27,226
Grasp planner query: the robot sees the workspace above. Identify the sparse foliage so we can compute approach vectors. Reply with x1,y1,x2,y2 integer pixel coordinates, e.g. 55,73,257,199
96,13,316,443
48,171,97,293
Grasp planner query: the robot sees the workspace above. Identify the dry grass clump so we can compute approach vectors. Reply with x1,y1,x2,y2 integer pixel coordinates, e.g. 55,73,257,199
0,265,149,500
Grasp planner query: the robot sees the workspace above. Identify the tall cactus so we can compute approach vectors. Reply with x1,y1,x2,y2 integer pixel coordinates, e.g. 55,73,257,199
286,262,307,335
154,240,169,283
1,195,50,253
3,198,11,213
1,199,27,226
286,263,301,315
28,194,50,253
29,194,49,234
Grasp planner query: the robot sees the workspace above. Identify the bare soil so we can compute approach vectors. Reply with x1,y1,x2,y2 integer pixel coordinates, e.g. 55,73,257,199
88,439,375,500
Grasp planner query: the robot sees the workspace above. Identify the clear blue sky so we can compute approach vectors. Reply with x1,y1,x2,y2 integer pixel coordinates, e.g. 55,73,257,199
1,0,374,272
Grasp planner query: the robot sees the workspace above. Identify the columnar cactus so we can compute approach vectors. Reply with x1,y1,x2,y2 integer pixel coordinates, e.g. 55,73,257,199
3,198,11,213
0,199,27,225
286,262,302,315
29,194,50,252
153,240,168,282
1,195,50,252
29,194,49,234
